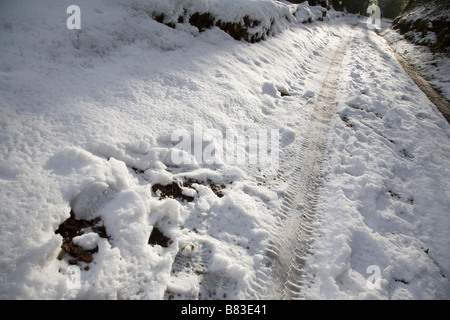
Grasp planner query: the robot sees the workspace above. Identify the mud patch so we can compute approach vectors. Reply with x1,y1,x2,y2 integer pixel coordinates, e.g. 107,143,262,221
148,225,172,248
55,210,109,267
152,179,226,201
207,182,226,198
185,179,226,198
152,182,195,202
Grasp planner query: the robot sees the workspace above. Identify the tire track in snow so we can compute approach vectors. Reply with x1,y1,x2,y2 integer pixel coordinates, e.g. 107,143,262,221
254,34,353,300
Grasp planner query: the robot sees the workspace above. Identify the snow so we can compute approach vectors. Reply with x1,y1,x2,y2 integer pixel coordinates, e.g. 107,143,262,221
73,233,100,251
381,1,450,101
300,21,450,299
383,27,450,102
0,0,449,300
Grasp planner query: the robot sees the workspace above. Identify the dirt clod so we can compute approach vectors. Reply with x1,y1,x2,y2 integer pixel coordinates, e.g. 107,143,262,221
55,210,109,265
152,179,226,201
148,226,172,247
152,182,195,202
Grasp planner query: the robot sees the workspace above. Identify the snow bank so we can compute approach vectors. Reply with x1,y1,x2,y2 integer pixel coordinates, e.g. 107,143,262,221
0,0,341,299
391,1,450,53
383,1,450,101
1,0,448,300
127,0,297,42
126,0,334,42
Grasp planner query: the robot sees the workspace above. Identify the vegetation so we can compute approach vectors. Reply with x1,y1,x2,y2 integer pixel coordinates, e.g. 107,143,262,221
289,0,447,19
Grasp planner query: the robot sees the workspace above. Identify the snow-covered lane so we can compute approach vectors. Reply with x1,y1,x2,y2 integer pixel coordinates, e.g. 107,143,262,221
260,30,354,300
300,23,450,299
0,0,449,300
0,0,348,299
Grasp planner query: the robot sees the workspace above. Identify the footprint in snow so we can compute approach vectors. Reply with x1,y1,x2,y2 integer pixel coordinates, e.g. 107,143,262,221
164,241,238,300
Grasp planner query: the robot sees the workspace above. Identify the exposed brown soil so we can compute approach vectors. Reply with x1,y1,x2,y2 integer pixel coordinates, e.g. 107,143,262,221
152,179,225,202
152,182,195,202
207,182,226,198
148,226,172,247
55,210,109,267
152,10,289,43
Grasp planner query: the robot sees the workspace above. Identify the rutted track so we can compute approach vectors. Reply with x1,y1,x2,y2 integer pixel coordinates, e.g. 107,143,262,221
255,34,353,300
162,30,354,301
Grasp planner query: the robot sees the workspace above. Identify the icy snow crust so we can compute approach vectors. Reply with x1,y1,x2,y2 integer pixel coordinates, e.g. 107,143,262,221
0,0,449,299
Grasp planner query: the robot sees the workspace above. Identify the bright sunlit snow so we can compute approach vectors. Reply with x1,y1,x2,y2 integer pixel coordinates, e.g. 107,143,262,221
0,0,449,300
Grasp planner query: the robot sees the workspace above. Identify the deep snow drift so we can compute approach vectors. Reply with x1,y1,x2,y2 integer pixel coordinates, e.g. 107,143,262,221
0,0,449,300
